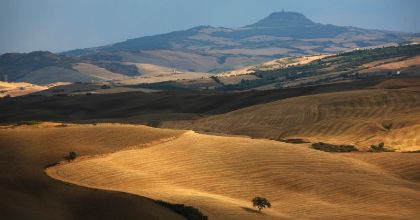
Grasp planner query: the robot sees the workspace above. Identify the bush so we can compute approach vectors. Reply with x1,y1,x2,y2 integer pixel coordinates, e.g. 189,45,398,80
252,197,271,213
210,76,223,85
155,200,208,220
403,150,420,153
382,123,393,130
369,142,394,152
280,138,309,144
66,151,77,161
101,85,111,89
311,142,359,152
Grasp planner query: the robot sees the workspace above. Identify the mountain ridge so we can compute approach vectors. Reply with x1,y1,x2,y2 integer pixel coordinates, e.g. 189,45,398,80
0,11,416,84
63,11,410,56
248,11,315,27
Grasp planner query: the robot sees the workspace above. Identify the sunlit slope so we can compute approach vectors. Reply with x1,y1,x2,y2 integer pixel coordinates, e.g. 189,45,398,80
47,131,420,219
0,81,49,97
0,123,185,220
164,86,420,151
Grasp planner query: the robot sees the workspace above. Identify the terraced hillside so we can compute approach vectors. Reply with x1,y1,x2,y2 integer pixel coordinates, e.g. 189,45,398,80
163,78,420,151
47,130,420,219
0,123,186,220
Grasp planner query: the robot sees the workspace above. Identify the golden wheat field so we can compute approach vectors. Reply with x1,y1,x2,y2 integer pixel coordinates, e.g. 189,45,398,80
163,83,420,151
0,123,186,220
0,81,48,97
3,78,420,219
46,129,420,219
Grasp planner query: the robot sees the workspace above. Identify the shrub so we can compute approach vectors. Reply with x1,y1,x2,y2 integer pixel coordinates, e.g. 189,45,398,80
382,123,393,130
252,197,271,213
280,138,309,144
311,142,359,152
155,200,208,220
369,142,394,152
66,151,77,161
146,121,160,128
210,76,223,85
101,85,111,89
403,150,420,153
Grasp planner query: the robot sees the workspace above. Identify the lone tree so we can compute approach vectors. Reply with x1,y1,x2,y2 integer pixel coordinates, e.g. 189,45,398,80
252,197,271,213
67,151,77,161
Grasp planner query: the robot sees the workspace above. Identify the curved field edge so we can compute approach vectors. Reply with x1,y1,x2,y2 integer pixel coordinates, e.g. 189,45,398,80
162,86,420,152
0,123,190,220
45,131,420,220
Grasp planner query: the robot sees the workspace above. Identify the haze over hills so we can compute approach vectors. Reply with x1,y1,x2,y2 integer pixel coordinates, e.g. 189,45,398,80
0,11,416,84
64,11,411,71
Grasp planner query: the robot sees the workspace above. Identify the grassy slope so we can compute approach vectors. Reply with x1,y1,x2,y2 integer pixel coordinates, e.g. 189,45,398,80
0,123,186,220
47,131,420,219
163,78,420,151
0,81,49,97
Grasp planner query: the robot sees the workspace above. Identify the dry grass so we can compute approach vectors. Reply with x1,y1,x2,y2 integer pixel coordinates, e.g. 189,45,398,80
360,55,420,74
73,63,129,81
218,75,259,85
218,54,330,78
0,81,49,97
163,83,420,151
208,48,292,56
127,63,183,77
119,71,211,84
0,123,186,220
47,130,420,219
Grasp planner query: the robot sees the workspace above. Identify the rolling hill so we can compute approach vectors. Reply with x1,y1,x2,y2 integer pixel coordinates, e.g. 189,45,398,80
0,76,400,124
0,123,187,220
0,51,207,84
163,78,420,151
0,81,54,97
46,128,420,219
210,44,420,91
1,6,420,220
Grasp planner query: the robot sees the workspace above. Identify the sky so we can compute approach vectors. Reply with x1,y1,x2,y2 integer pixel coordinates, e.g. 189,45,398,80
0,0,419,54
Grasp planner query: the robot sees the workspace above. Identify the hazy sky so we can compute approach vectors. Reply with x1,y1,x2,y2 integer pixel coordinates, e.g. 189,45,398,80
1,0,419,54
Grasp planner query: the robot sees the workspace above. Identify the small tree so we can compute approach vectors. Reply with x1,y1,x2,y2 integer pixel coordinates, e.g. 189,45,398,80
252,197,271,213
67,151,77,161
382,123,392,130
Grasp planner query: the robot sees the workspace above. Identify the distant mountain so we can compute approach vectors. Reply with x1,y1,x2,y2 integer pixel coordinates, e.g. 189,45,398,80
60,11,411,73
249,11,315,27
0,12,415,84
